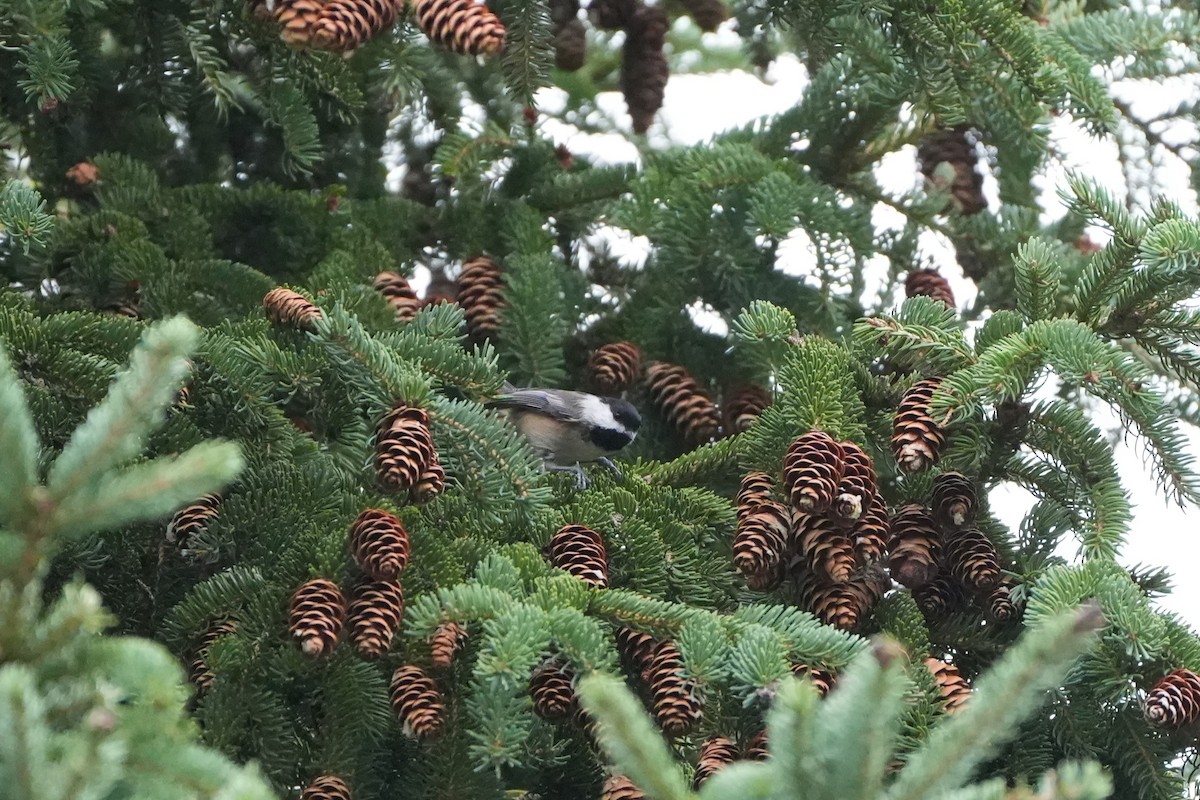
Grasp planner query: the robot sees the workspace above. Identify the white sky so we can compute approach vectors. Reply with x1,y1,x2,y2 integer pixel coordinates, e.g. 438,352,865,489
526,42,1200,627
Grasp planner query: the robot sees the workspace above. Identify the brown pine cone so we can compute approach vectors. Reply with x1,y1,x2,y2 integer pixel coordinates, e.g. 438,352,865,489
430,621,469,669
374,405,435,493
736,471,776,521
589,0,636,28
792,662,836,697
300,775,352,800
782,431,845,513
269,0,325,46
645,641,703,735
411,450,446,504
930,471,976,530
349,508,411,581
589,342,643,394
913,574,967,618
621,5,669,134
346,578,405,659
530,659,578,721
289,578,346,657
374,271,422,323
793,512,856,584
263,287,322,332
167,493,221,548
943,527,1002,592
892,379,946,473
733,501,789,584
614,626,658,677
679,0,727,31
745,564,784,592
390,665,446,739
412,0,506,55
1144,668,1200,728
66,161,99,187
986,580,1019,623
554,17,588,71
547,524,609,588
311,0,403,51
188,618,238,691
851,495,889,567
722,385,772,435
918,126,987,216
693,736,738,788
796,572,883,631
832,440,877,523
905,268,956,308
601,775,644,800
925,657,971,713
644,361,720,444
888,504,941,588
744,729,769,760
456,255,506,340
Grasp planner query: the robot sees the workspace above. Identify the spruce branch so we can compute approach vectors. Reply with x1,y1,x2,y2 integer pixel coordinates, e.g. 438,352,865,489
640,437,742,487
1013,238,1065,323
46,317,201,502
0,341,40,527
313,304,432,408
498,253,569,386
179,14,250,117
0,180,55,255
17,33,78,105
853,299,976,375
497,0,554,102
726,624,789,698
50,440,244,543
262,81,322,176
578,673,697,800
810,640,909,800
887,604,1106,800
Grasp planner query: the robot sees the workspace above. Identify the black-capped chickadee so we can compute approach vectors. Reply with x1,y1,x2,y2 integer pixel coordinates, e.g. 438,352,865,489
486,387,641,487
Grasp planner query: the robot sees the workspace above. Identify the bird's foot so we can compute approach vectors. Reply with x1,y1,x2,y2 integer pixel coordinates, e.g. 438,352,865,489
596,457,623,479
545,462,590,489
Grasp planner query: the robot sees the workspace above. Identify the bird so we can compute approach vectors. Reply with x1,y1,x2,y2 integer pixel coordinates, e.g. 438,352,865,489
486,387,641,487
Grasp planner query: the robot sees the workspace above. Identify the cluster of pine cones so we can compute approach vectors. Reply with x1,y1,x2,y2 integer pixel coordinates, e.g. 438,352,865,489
374,404,446,502
734,433,890,629
596,656,973,798
728,399,1012,632
252,0,505,55
371,256,504,343
540,525,703,735
285,507,412,660
890,474,1018,623
295,647,462,798
559,0,724,133
535,526,705,768
588,341,772,445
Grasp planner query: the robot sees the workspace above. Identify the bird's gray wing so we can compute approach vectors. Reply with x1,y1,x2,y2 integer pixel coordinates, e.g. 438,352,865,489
486,389,583,421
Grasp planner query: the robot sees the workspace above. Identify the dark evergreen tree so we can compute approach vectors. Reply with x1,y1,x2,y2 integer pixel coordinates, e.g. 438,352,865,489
3,0,1200,798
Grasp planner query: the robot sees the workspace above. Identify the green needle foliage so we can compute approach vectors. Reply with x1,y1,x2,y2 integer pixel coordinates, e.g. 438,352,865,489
579,604,1109,800
0,319,269,800
4,0,1200,798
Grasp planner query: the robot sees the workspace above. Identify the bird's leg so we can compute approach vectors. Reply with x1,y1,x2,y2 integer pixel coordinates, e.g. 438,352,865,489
544,462,590,489
596,457,623,479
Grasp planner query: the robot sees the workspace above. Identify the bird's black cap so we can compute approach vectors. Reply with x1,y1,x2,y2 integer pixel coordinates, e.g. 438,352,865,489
601,397,641,431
